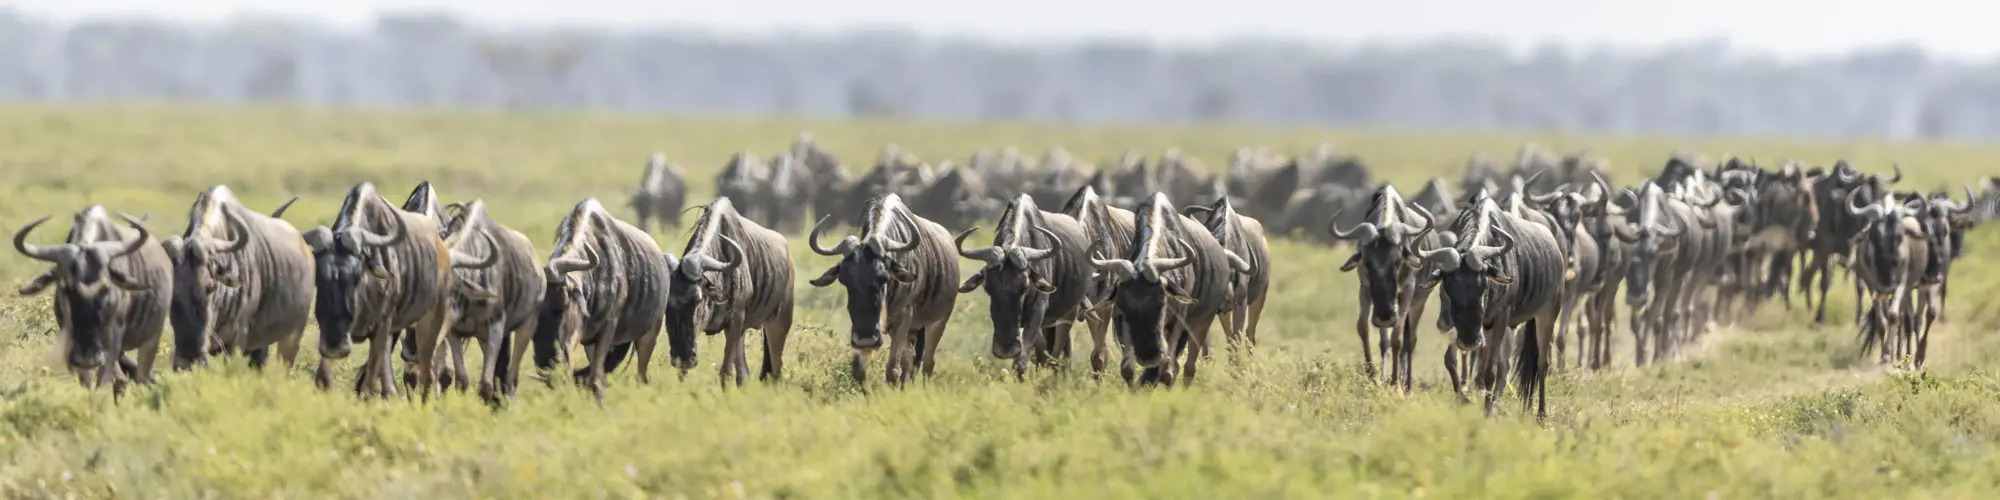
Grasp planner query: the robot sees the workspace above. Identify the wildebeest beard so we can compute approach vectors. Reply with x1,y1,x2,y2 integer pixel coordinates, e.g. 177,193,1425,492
311,241,364,358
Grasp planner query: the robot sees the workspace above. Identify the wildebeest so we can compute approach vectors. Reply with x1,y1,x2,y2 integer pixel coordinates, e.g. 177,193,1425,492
1615,181,1697,365
1185,197,1268,353
1801,162,1897,323
15,207,171,396
305,183,480,398
956,194,1090,378
910,165,1000,231
430,200,542,402
1530,184,1602,373
1062,185,1137,375
716,152,769,223
763,153,813,234
629,153,687,232
1089,193,1239,386
1572,175,1630,370
664,197,795,387
164,186,314,371
1329,186,1439,393
538,199,672,402
1847,192,1930,369
808,194,959,385
1421,198,1564,418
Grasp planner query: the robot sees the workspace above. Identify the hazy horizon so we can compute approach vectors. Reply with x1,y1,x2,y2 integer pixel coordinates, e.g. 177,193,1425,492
15,0,2000,60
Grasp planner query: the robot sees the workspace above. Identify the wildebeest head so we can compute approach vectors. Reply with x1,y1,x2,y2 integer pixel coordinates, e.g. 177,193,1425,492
809,195,925,349
303,184,410,360
956,195,1061,359
1613,181,1683,307
663,200,745,363
1330,186,1435,328
1091,193,1199,367
438,200,506,325
164,191,256,369
1850,192,1921,290
1418,203,1517,350
15,208,154,377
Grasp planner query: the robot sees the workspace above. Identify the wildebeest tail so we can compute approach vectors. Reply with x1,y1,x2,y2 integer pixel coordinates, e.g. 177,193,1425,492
1516,324,1541,403
494,329,515,383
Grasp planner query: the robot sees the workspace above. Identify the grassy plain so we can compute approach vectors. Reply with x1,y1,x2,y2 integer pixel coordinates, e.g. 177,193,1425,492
0,105,1998,498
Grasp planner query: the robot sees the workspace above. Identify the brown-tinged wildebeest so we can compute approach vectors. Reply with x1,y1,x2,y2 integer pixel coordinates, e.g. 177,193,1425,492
1185,196,1268,354
1329,186,1439,393
956,194,1090,379
16,207,170,397
664,197,795,387
1089,193,1240,386
629,153,687,233
537,198,671,402
429,199,542,403
305,183,484,399
1421,198,1564,418
1062,185,1137,375
809,194,959,386
164,186,314,371
1848,193,1931,369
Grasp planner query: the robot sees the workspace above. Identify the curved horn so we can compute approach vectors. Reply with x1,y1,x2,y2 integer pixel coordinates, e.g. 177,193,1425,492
880,209,923,253
110,214,152,259
954,227,1003,264
1399,203,1437,242
1086,240,1137,282
1018,225,1062,262
807,214,857,256
1944,186,1976,215
451,231,500,269
1522,168,1547,188
1223,250,1253,274
1847,191,1886,219
1614,222,1641,243
1528,185,1568,204
1326,209,1380,243
707,235,744,273
13,216,67,263
1836,165,1859,183
1469,226,1515,262
269,196,300,218
1417,246,1463,272
1147,238,1196,275
354,211,406,248
545,246,598,280
1887,164,1903,184
215,207,252,254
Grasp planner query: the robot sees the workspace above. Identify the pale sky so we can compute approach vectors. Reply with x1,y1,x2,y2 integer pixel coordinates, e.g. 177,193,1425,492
12,0,2000,59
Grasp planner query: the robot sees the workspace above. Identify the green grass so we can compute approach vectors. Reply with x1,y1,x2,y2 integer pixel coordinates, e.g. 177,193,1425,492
1,104,1998,498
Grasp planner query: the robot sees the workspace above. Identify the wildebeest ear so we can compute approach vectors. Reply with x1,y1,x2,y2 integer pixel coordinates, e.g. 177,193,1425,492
302,227,333,253
889,260,919,284
17,270,58,296
1339,253,1362,272
809,266,839,287
956,270,985,293
1028,269,1057,294
1485,268,1513,285
1164,281,1197,305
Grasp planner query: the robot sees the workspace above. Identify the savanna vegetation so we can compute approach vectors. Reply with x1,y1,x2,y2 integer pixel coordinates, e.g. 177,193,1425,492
1,105,1997,498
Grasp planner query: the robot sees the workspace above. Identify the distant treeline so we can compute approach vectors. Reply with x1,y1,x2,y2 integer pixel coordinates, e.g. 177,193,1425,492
4,10,1998,139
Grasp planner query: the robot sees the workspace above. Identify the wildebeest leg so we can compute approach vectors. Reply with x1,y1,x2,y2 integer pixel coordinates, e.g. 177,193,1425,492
1397,295,1426,395
475,322,506,403
721,326,747,388
1916,288,1936,370
849,348,870,386
502,315,536,395
411,309,449,402
245,346,271,370
278,333,302,371
1182,317,1215,385
1085,315,1111,376
1444,348,1467,403
1246,297,1266,352
1554,295,1575,373
132,334,160,385
1051,323,1076,369
632,333,659,384
919,322,944,378
444,335,471,393
1811,254,1833,323
882,328,907,387
1629,305,1648,367
761,316,792,381
1354,292,1377,379
585,334,611,404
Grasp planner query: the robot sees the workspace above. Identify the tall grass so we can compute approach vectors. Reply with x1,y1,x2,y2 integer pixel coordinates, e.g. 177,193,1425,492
0,105,1996,498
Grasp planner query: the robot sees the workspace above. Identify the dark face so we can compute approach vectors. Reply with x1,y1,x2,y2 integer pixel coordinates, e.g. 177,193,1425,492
530,283,588,369
1112,276,1173,367
1439,266,1498,349
311,238,367,359
815,248,914,350
1624,230,1661,306
663,270,721,367
1354,240,1407,328
976,263,1050,359
170,244,216,367
49,249,130,373
1861,217,1904,288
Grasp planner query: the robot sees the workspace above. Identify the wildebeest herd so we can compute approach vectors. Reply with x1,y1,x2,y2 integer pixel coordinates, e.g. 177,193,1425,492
15,137,1997,418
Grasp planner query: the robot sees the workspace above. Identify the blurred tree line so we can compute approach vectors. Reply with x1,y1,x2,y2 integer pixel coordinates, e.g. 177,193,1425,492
3,9,1997,139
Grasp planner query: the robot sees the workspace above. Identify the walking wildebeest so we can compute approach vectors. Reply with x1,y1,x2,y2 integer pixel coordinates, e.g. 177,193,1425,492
629,153,687,232
538,199,672,402
164,186,313,371
1185,197,1268,354
1089,193,1242,386
808,194,959,386
956,194,1090,378
1422,199,1564,418
1329,186,1440,393
664,197,795,387
1062,185,1137,375
431,199,542,403
305,183,484,399
1848,193,1930,369
16,207,170,397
